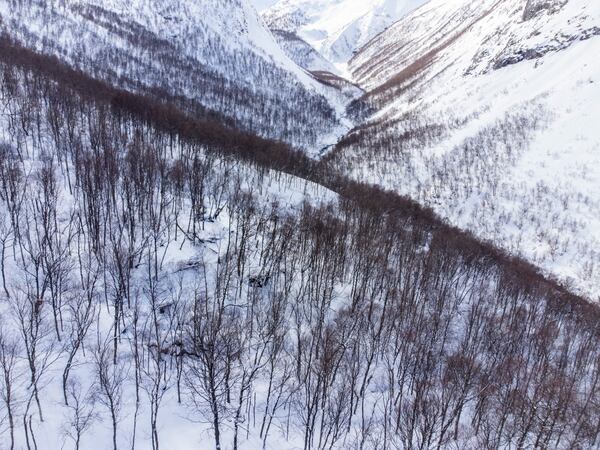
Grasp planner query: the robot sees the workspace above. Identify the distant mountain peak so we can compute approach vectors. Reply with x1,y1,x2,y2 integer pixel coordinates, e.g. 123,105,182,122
262,0,428,68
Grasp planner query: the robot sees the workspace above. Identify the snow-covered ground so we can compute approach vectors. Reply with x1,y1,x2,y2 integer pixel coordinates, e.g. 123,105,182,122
333,0,600,298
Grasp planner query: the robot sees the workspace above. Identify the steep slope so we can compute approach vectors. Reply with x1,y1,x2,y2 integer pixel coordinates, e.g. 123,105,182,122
0,0,352,153
332,0,600,298
262,0,428,68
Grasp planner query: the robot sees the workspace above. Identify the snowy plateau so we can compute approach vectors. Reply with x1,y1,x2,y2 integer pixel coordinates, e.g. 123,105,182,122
0,0,599,450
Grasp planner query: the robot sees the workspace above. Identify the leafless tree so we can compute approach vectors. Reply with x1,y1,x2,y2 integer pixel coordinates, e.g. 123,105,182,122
62,255,98,405
94,332,128,450
63,378,97,450
0,325,21,450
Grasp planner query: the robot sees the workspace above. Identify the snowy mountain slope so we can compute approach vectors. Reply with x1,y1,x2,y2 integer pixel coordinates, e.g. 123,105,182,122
332,0,600,298
262,0,428,69
3,44,600,450
0,0,353,153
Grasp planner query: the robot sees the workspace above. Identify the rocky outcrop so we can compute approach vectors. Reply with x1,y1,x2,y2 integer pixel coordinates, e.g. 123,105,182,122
493,26,600,69
523,0,568,20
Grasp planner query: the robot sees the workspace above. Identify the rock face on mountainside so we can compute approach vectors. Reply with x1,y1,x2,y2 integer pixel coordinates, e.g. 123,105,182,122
0,0,351,152
523,0,569,20
271,29,339,73
330,0,600,297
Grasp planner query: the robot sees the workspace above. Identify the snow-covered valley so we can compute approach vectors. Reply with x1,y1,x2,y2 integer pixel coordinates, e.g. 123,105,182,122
1,0,600,449
262,0,428,71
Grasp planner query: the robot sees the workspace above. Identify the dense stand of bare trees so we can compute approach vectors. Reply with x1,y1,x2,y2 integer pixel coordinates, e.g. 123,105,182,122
0,39,599,449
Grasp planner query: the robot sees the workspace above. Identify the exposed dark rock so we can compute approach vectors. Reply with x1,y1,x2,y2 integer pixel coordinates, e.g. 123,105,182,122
523,0,568,21
493,26,600,70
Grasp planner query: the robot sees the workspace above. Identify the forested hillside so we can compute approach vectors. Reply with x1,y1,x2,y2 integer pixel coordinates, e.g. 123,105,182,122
0,0,352,153
0,37,599,450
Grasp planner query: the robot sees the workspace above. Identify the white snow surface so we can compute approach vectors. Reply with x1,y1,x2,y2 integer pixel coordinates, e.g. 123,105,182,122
341,0,600,298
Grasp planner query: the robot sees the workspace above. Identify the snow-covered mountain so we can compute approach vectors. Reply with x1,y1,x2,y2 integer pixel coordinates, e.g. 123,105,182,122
3,2,600,449
271,29,339,73
330,0,600,297
262,0,428,69
0,0,352,153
